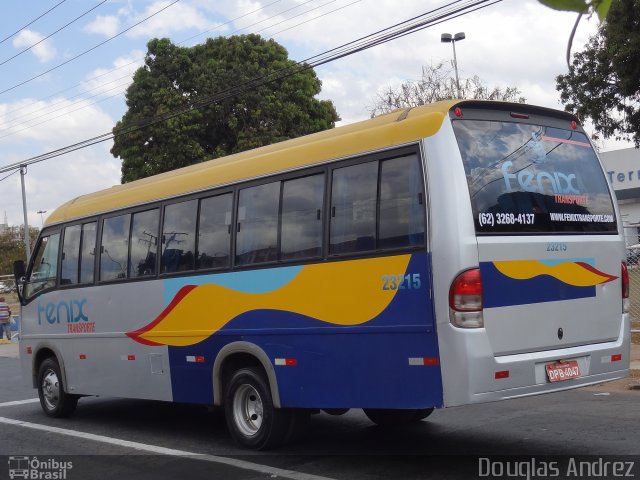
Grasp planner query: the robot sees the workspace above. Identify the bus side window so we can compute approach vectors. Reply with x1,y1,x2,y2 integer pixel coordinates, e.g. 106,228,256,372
25,232,60,299
281,174,324,260
80,222,97,284
378,155,425,249
162,200,197,274
198,193,232,270
130,209,159,278
236,182,280,266
330,162,377,255
61,225,81,285
100,214,131,281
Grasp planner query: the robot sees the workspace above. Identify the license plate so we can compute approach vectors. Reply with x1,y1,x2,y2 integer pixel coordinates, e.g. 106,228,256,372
546,360,581,382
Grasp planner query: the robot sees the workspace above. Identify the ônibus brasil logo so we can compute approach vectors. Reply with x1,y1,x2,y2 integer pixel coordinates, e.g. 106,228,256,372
8,456,72,480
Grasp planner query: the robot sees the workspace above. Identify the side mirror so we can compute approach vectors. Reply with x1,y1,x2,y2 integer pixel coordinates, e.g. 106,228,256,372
13,260,26,302
13,260,25,281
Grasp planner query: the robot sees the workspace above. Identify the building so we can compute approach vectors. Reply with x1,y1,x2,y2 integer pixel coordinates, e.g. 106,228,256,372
600,147,640,246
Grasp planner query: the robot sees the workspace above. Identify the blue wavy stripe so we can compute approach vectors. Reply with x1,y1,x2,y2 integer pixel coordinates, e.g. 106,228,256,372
163,265,303,304
481,261,595,308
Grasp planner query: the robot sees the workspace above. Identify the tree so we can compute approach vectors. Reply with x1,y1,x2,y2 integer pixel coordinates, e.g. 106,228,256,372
0,227,39,275
368,63,525,118
556,0,640,146
112,35,340,182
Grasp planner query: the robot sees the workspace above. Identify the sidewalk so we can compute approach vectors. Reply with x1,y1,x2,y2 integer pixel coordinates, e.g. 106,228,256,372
631,340,640,370
0,339,19,358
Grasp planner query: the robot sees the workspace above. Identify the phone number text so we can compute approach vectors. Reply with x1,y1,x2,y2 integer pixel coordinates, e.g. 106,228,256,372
478,212,535,227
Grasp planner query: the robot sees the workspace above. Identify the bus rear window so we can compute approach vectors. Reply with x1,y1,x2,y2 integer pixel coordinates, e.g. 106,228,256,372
452,120,617,234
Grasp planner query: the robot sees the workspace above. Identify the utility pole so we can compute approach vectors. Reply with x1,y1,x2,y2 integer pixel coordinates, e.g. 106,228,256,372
20,165,31,260
441,32,466,98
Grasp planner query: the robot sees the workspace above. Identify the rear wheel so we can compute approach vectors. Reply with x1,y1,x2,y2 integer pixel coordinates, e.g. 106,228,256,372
37,357,78,418
224,367,291,450
363,408,434,426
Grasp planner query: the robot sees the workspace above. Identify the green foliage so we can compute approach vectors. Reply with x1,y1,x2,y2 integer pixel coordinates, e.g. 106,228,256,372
368,63,525,117
112,35,339,182
0,228,39,275
538,0,611,20
556,0,640,146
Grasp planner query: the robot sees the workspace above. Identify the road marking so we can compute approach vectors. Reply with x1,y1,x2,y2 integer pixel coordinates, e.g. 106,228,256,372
0,416,336,480
0,398,40,407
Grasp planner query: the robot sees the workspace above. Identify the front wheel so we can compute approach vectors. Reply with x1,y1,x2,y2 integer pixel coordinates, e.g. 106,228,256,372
37,357,78,418
224,367,291,450
363,408,434,426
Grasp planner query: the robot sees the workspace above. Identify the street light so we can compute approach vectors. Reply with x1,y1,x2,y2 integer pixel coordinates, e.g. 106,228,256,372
36,210,47,227
441,32,465,98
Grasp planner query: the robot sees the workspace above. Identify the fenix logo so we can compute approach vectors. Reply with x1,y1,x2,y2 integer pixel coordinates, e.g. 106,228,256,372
37,299,88,325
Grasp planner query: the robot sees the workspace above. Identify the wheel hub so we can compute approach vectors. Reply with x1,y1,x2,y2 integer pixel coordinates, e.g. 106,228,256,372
42,369,60,410
233,384,264,437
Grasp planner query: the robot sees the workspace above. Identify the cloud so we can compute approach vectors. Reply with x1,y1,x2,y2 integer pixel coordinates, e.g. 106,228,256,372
83,15,120,37
123,1,219,38
0,98,114,144
0,98,119,226
81,50,145,97
304,0,602,127
12,29,56,63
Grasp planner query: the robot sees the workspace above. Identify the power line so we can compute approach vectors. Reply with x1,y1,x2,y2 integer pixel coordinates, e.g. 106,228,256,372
0,0,66,45
0,0,304,129
268,0,361,37
0,0,498,178
0,0,182,97
0,0,358,138
0,170,19,183
0,0,107,68
0,85,128,142
0,73,133,131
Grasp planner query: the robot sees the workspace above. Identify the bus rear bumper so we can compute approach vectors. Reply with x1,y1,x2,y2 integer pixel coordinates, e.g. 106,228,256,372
466,367,629,405
442,314,630,407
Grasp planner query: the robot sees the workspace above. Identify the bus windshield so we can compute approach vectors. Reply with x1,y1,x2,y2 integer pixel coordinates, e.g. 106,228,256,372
452,119,617,234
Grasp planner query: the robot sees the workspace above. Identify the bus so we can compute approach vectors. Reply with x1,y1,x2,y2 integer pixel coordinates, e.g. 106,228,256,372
13,100,630,449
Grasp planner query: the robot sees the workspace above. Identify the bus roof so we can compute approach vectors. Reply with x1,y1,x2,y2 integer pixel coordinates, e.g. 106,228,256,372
47,100,460,226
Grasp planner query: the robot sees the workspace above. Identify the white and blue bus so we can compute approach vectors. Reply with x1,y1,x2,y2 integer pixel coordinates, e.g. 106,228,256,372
14,100,630,449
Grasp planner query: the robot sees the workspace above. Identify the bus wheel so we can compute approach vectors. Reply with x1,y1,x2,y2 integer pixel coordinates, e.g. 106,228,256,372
363,408,434,426
37,358,78,418
224,367,290,450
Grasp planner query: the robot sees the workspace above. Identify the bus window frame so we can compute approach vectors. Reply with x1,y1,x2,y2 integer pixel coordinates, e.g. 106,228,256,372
23,227,62,302
58,217,100,290
21,143,428,304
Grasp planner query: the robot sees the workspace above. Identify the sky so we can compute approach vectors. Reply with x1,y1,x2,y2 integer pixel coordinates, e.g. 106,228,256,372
0,0,633,228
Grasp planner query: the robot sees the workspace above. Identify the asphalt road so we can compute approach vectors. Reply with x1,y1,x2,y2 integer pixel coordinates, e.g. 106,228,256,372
1,352,639,480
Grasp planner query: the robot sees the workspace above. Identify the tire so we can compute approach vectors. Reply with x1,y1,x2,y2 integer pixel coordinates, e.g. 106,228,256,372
363,407,434,426
224,367,291,450
37,357,78,418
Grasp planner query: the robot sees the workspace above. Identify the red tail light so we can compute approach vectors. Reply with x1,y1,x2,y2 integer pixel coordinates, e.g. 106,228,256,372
449,268,484,328
622,262,629,298
622,262,629,313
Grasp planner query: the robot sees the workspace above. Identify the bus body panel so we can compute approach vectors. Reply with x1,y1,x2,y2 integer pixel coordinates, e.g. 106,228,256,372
160,252,442,408
16,101,629,427
21,252,444,409
477,235,623,356
20,281,175,401
424,108,629,408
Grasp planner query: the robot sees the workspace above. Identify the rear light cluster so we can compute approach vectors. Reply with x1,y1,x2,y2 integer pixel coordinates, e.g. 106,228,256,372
622,262,629,314
449,268,484,328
